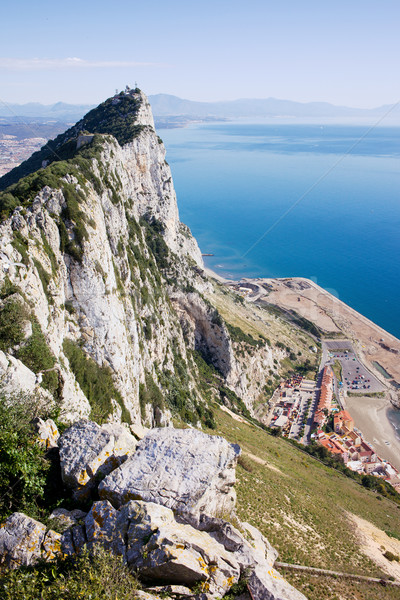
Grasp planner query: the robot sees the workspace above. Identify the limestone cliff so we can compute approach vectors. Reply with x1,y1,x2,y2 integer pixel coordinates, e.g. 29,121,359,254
0,90,207,425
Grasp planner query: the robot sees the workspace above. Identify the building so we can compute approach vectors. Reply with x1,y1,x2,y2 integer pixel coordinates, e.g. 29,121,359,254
313,366,334,428
334,410,354,435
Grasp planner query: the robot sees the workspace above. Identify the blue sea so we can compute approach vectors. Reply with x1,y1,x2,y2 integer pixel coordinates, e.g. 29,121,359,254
161,120,400,340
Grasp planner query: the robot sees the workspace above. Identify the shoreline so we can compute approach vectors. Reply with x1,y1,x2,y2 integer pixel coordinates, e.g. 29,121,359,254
205,265,400,468
345,395,400,471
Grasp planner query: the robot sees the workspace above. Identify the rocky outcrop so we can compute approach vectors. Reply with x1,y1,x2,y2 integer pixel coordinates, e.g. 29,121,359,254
0,503,306,599
59,420,137,498
0,422,307,600
118,500,240,596
99,427,240,517
0,351,53,404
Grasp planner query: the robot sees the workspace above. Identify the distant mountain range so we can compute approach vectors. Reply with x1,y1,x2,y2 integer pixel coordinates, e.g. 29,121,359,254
0,102,94,122
1,94,399,121
148,94,399,119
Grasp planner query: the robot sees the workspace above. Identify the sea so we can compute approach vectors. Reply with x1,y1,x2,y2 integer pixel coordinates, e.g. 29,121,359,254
160,118,400,438
161,119,400,337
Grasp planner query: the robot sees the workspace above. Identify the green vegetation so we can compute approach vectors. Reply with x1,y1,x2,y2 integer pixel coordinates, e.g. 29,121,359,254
17,319,58,395
144,346,217,429
0,290,58,395
288,439,400,505
0,296,28,352
12,231,29,265
0,392,73,523
0,396,49,520
283,572,400,600
32,258,53,303
0,547,139,600
226,322,264,348
63,339,129,424
0,276,19,299
192,349,248,422
139,372,165,420
261,302,322,338
331,359,343,382
140,214,170,271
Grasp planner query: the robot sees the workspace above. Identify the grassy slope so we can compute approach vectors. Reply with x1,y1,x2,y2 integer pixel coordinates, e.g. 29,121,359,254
209,407,400,600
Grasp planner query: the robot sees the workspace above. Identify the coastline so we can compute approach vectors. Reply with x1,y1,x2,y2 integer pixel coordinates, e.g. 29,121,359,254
205,265,400,469
345,395,400,471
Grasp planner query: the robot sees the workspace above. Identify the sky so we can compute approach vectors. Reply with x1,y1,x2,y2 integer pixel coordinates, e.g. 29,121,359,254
1,0,399,108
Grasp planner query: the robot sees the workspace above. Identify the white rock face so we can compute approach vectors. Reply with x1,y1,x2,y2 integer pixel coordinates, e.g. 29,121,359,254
0,91,204,425
99,427,240,516
171,292,235,378
58,420,137,498
247,564,308,600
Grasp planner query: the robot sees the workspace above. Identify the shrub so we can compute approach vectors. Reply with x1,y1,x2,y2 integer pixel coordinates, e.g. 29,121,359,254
0,297,28,352
0,396,48,519
139,372,165,420
237,454,254,473
226,323,263,348
17,319,58,395
63,339,129,424
383,550,399,562
0,546,138,600
140,215,170,271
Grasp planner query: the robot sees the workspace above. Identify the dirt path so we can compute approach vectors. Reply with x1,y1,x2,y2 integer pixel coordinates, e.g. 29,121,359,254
275,561,400,586
348,512,400,581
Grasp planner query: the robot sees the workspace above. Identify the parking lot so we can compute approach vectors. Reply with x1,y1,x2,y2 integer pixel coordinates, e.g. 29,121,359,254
327,349,384,394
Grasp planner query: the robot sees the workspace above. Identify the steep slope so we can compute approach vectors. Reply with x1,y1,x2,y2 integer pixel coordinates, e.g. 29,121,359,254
0,90,208,425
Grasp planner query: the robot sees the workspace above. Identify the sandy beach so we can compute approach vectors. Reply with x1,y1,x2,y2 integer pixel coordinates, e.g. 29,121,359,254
341,395,400,471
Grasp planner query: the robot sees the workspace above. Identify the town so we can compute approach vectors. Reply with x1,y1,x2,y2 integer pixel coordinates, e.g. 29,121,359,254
0,134,47,177
266,341,400,492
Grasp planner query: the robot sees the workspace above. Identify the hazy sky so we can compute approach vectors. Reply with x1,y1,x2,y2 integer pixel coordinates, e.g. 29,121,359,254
1,0,399,107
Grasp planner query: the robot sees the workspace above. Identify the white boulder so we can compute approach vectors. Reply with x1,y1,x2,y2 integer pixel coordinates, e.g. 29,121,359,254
99,427,240,517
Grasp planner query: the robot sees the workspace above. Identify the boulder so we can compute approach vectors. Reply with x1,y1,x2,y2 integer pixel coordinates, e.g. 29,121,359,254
58,420,137,498
144,585,193,597
0,513,46,568
130,422,150,440
247,564,308,600
99,428,240,517
136,592,171,600
177,513,304,600
112,500,240,597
